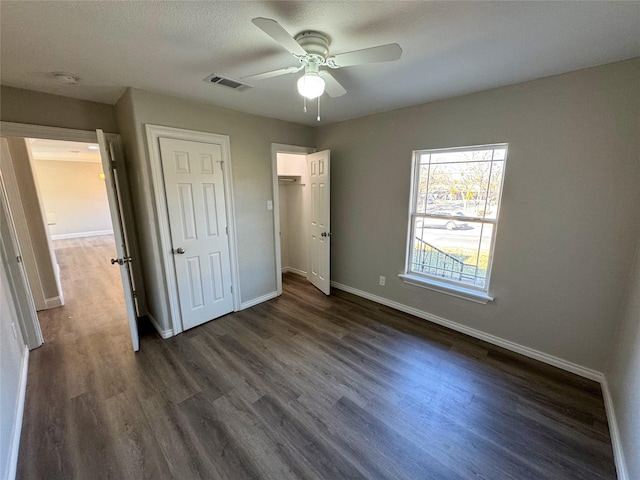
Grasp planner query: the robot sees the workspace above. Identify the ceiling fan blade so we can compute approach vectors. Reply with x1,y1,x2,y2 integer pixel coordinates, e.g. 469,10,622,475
241,66,301,82
329,43,402,68
252,17,308,56
319,71,346,98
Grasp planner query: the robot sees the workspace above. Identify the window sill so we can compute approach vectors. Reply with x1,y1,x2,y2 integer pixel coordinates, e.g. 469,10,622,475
398,274,494,304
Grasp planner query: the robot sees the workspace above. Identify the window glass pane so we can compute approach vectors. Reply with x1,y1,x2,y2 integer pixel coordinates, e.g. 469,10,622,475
415,164,431,214
422,161,498,217
483,161,504,220
411,218,494,289
493,148,506,160
419,153,431,164
429,148,496,164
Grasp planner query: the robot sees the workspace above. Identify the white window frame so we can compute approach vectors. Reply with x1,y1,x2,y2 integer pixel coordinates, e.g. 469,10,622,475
399,143,508,304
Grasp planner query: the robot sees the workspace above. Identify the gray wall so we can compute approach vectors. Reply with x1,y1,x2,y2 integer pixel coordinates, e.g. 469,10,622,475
33,160,113,237
114,89,155,322
315,58,640,372
607,239,640,480
0,86,118,133
115,88,314,332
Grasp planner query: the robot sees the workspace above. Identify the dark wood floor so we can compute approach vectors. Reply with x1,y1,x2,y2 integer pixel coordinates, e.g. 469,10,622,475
18,235,616,479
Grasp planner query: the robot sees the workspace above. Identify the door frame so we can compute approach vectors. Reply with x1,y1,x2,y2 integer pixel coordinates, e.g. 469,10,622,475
0,156,43,349
0,121,144,343
146,124,240,335
270,143,315,296
0,135,48,310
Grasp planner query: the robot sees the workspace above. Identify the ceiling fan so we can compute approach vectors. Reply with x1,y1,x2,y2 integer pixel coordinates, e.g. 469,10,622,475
243,18,402,106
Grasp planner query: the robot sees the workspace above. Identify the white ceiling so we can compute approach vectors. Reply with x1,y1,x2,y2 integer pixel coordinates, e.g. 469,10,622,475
1,1,639,126
28,138,101,163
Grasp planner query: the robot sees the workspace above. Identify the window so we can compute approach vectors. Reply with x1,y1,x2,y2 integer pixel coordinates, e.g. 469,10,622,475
401,144,507,303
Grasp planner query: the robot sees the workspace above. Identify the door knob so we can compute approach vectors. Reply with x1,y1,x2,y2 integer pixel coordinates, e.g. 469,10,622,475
174,247,185,254
110,257,131,265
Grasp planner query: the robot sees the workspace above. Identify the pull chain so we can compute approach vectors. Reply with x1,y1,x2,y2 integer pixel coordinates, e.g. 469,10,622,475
303,96,307,113
317,95,321,122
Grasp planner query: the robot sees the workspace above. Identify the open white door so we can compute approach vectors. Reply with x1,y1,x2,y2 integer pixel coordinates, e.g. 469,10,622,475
307,150,331,295
97,130,139,351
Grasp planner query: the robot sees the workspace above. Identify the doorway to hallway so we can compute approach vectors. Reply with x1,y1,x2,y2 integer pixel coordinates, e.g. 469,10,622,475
37,235,130,344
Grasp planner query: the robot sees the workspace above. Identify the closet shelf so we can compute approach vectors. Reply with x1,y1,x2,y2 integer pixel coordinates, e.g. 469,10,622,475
278,175,304,185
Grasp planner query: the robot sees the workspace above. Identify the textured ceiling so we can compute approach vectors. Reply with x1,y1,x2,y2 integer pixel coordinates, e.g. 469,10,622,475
1,1,639,126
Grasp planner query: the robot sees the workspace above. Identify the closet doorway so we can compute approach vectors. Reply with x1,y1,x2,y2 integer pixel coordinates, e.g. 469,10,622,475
278,152,309,278
271,144,331,296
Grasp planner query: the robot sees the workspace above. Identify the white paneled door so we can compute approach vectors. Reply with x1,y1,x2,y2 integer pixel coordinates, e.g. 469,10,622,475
307,150,331,295
159,137,234,330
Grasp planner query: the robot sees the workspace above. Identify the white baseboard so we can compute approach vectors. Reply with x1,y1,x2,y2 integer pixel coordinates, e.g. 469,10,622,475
51,229,114,240
41,264,65,311
240,291,278,310
601,377,628,480
330,281,604,383
148,313,173,339
282,267,307,277
44,295,64,309
54,263,63,294
7,346,29,480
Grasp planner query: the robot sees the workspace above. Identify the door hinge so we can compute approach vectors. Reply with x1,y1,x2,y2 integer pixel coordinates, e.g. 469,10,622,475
230,285,233,294
133,290,138,298
16,255,22,263
226,226,228,235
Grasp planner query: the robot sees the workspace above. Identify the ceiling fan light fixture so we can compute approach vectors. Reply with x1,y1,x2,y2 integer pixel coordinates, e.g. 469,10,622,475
297,73,325,99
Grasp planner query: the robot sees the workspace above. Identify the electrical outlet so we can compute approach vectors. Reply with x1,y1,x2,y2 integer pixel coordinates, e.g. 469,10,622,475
379,276,386,286
267,200,273,211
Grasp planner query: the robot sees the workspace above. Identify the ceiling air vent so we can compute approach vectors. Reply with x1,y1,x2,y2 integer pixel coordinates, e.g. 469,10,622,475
203,74,252,92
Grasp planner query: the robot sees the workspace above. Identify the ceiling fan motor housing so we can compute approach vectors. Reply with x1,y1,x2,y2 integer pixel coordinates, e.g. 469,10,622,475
295,31,330,59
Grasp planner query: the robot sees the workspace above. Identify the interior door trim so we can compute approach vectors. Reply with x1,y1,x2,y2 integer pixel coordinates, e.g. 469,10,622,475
0,123,104,315
146,124,240,335
0,156,44,349
0,137,47,311
0,121,102,142
0,122,142,346
270,143,316,296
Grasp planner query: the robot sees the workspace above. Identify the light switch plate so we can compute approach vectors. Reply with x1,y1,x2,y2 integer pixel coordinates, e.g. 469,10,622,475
267,200,273,210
